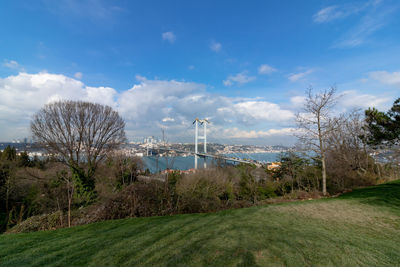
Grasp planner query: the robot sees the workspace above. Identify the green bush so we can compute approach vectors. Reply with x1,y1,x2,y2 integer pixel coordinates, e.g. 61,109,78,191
257,181,277,199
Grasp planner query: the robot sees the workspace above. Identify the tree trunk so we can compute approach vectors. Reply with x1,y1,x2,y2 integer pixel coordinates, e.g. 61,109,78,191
317,111,327,196
56,198,64,227
68,198,71,228
5,187,9,214
321,155,327,195
67,179,73,228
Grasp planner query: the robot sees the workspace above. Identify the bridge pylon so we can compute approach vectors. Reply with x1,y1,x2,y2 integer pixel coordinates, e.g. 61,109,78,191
193,118,209,169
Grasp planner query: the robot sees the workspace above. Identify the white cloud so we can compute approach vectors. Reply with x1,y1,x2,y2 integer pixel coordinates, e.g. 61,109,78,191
313,6,344,23
290,89,389,113
162,117,175,122
223,72,256,86
2,59,25,71
290,96,306,107
210,40,222,52
288,69,313,82
74,72,83,79
222,127,297,139
339,90,390,110
0,72,295,143
313,1,382,23
0,72,117,140
162,31,176,44
231,101,294,123
135,74,147,82
369,71,400,88
188,65,195,70
330,1,394,48
3,72,391,144
258,64,277,75
86,86,117,107
334,14,386,48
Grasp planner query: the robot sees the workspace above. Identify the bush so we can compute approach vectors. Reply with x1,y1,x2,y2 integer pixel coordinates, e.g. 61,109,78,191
176,168,240,212
96,181,168,220
6,211,63,233
257,181,277,199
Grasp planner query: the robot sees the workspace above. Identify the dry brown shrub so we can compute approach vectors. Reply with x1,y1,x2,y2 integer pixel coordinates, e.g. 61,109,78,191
176,168,240,213
94,180,168,220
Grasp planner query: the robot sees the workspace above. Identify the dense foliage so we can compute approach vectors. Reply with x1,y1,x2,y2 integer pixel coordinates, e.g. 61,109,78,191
365,98,400,147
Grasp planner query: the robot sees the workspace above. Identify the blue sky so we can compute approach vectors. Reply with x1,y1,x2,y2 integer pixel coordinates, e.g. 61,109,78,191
1,0,400,144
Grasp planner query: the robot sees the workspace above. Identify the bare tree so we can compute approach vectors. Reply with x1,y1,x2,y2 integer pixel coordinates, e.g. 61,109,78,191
324,111,373,190
31,101,126,194
327,111,369,170
112,152,143,186
56,170,74,227
296,87,339,195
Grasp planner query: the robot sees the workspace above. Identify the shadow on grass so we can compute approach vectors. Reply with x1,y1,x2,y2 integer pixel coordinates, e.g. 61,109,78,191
339,180,400,211
237,251,259,267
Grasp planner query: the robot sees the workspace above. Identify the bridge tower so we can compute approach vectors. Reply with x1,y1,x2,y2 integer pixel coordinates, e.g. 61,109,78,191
193,118,209,169
145,136,154,156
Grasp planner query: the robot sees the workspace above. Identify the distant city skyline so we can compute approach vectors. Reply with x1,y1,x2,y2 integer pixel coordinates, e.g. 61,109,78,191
1,0,400,145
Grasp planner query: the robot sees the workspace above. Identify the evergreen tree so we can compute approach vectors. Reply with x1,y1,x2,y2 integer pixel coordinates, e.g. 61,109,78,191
364,98,400,147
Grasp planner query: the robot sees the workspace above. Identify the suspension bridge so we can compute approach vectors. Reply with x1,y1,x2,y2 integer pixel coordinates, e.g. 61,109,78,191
145,118,264,169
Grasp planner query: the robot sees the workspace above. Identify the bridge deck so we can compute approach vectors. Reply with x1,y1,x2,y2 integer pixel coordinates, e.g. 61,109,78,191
156,147,262,166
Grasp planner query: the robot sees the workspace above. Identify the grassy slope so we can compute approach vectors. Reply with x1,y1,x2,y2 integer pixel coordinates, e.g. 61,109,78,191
1,181,400,266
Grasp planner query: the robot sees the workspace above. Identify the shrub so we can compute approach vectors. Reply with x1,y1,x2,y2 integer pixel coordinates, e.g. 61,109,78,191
6,211,63,233
257,181,277,199
176,168,241,212
97,180,168,220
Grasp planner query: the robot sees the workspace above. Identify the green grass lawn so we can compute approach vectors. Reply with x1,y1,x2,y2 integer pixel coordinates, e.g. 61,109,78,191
1,181,400,266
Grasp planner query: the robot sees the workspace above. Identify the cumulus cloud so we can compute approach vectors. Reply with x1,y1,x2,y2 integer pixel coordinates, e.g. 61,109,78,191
0,72,117,140
339,90,390,110
162,31,176,43
223,72,256,86
1,71,391,144
210,40,222,52
0,72,296,143
290,90,390,112
228,101,294,124
221,127,297,139
290,96,306,107
258,64,277,75
369,71,400,88
288,69,313,82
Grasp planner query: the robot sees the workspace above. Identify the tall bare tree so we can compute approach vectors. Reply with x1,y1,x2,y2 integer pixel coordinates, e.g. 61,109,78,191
326,111,369,171
296,87,338,195
324,111,377,189
31,101,126,195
